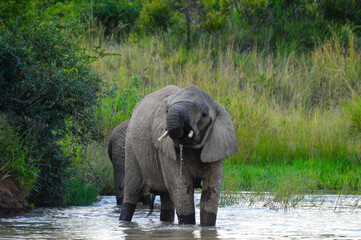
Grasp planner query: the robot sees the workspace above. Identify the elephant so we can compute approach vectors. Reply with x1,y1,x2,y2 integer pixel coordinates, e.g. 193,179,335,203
108,120,155,207
119,85,237,226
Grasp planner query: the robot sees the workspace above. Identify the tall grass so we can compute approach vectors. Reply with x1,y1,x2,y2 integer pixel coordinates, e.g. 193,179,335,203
87,29,361,205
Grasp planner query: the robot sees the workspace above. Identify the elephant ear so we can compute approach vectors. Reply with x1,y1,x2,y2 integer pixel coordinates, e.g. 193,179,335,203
201,101,238,162
152,96,177,161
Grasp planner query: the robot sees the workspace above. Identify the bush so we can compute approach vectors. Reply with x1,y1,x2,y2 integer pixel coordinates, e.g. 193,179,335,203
138,0,175,34
0,0,35,24
202,0,230,32
321,0,361,25
75,0,142,37
0,19,103,206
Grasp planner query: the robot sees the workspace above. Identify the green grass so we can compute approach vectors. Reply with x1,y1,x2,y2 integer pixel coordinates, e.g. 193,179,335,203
64,177,99,206
222,158,361,207
224,159,361,193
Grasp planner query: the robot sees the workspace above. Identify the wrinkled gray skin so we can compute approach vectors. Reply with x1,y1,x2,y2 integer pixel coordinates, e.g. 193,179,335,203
108,120,154,206
120,86,237,226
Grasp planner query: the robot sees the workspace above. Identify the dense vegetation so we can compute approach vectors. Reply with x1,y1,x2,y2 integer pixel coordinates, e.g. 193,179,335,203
1,0,361,207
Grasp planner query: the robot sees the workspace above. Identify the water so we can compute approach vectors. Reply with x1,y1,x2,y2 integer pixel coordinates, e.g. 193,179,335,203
1,194,361,239
179,144,183,176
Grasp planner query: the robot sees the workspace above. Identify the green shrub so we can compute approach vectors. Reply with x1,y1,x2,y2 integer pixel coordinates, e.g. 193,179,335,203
202,0,230,32
0,19,103,206
0,0,35,24
138,0,175,34
321,0,361,25
75,0,142,37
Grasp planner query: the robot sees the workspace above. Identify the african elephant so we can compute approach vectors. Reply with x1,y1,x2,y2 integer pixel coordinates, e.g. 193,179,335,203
108,120,154,206
120,85,237,226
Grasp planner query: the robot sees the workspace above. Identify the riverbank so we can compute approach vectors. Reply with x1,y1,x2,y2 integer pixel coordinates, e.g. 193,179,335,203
0,178,29,216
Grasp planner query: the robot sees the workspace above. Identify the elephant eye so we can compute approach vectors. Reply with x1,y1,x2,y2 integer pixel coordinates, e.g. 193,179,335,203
202,112,208,118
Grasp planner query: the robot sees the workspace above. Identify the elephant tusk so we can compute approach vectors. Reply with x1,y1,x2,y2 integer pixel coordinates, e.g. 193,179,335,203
188,130,194,138
157,130,169,142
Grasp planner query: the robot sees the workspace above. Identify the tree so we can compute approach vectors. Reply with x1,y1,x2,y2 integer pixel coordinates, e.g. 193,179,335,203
0,19,103,205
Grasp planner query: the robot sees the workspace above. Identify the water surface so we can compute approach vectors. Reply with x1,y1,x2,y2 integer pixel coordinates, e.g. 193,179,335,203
1,194,361,239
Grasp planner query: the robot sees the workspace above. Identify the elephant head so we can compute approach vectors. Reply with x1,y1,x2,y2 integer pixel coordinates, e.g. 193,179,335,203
152,87,237,162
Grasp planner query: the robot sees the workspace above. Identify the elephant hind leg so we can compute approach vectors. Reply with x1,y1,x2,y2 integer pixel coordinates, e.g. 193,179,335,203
160,193,174,222
119,142,144,221
120,171,145,221
108,120,129,205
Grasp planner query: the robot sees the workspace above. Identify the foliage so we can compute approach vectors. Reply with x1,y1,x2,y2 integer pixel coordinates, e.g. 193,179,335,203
202,0,230,32
138,0,175,34
56,76,144,203
74,0,142,37
0,1,79,26
63,177,99,206
96,77,144,136
0,0,34,23
6,0,361,50
0,117,39,196
0,19,103,206
321,0,361,25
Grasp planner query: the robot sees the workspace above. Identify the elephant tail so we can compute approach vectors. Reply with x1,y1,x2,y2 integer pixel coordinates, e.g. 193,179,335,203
108,139,113,162
146,194,156,218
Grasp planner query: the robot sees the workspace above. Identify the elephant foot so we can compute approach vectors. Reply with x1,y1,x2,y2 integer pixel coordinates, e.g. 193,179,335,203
200,211,216,227
119,202,136,221
177,212,195,225
160,209,174,222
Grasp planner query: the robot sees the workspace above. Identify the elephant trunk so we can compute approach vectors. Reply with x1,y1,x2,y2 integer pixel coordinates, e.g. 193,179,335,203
166,104,190,140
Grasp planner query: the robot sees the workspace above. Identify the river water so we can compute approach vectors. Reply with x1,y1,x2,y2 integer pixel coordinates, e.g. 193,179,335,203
1,194,361,239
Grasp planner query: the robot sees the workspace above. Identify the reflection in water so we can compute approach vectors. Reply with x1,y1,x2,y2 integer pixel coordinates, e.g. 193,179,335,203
121,222,219,240
0,195,361,239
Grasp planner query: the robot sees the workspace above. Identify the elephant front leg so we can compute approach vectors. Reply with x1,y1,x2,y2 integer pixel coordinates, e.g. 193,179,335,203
160,160,195,224
173,184,195,225
200,160,223,227
167,178,195,224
